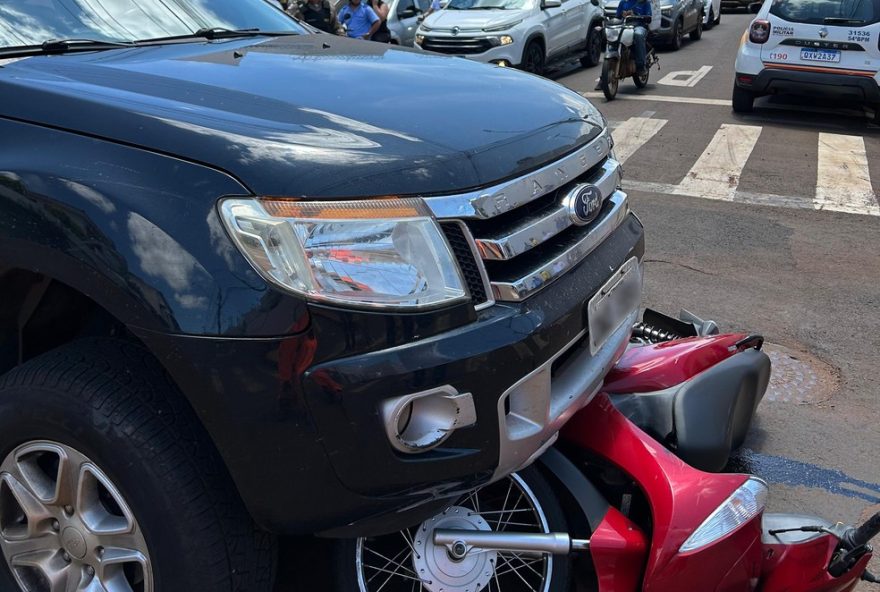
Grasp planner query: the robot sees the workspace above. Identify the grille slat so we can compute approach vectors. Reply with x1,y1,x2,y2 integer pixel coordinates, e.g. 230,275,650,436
430,132,626,304
422,36,494,54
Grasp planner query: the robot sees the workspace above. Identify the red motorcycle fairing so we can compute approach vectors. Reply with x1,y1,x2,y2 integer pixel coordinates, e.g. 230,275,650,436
603,333,749,393
589,507,648,591
761,535,872,592
561,393,764,591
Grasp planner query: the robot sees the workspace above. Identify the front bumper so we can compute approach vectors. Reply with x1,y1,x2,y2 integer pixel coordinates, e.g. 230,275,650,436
737,68,880,103
135,213,644,537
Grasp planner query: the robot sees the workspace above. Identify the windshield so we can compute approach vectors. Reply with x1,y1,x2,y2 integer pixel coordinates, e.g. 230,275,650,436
769,0,880,24
446,0,533,10
0,0,304,50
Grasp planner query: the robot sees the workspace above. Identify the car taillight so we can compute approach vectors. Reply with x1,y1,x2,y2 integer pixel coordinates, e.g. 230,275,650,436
749,19,770,44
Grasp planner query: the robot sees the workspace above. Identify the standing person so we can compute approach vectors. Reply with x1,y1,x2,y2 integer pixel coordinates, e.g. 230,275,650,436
287,0,344,34
422,0,442,18
337,0,382,39
369,0,392,42
615,0,651,76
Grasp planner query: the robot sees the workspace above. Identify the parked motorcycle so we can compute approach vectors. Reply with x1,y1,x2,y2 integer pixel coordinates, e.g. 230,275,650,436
337,311,878,592
600,16,659,101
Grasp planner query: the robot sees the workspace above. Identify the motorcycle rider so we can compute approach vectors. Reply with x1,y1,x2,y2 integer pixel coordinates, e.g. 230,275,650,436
615,0,652,76
337,0,382,39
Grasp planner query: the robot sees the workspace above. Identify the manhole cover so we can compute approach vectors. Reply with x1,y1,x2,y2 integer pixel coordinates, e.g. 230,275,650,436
763,343,838,405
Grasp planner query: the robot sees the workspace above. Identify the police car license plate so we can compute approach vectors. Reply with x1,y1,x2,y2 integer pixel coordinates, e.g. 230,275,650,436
801,48,841,63
587,257,642,355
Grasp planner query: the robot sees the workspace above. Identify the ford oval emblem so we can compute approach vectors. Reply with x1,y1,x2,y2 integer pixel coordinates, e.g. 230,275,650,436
563,184,603,226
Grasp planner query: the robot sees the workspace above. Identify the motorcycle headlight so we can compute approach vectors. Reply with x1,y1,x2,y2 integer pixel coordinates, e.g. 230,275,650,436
220,197,468,309
679,478,768,553
605,27,620,42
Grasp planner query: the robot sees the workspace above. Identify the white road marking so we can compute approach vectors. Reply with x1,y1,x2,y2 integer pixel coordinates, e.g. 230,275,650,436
657,65,714,87
674,124,762,200
815,133,880,216
602,117,879,216
609,117,668,164
581,92,731,106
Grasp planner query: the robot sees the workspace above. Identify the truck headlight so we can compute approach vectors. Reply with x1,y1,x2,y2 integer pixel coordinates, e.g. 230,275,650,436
679,478,768,553
220,198,468,309
499,35,514,45
415,34,425,45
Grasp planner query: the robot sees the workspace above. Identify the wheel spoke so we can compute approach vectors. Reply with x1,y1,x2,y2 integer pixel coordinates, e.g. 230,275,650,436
363,545,418,581
499,552,544,578
76,465,134,536
94,546,147,581
10,548,72,592
1,473,55,538
494,553,539,590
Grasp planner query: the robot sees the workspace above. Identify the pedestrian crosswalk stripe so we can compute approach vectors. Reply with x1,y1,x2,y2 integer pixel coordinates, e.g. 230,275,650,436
610,117,668,164
815,133,880,216
581,91,732,106
606,116,879,216
675,124,763,201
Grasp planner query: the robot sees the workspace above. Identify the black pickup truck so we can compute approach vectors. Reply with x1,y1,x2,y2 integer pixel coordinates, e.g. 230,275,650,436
0,1,643,590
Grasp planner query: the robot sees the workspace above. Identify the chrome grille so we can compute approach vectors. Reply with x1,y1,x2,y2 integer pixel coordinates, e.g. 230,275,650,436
425,130,629,304
421,36,494,54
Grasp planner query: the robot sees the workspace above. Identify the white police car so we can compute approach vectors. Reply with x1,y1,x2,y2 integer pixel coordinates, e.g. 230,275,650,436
733,0,880,119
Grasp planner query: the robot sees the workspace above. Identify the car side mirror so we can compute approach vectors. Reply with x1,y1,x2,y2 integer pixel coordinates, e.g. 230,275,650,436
748,1,761,12
542,0,562,8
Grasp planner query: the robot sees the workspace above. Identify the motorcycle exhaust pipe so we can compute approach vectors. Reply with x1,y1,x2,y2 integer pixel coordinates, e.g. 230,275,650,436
433,529,590,557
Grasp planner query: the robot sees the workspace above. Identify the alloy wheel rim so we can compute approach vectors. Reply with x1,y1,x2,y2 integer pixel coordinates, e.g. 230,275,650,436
0,441,152,592
355,473,553,592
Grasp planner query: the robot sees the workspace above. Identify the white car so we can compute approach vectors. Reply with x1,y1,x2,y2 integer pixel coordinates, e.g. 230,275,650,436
413,0,606,73
733,0,880,118
702,0,720,28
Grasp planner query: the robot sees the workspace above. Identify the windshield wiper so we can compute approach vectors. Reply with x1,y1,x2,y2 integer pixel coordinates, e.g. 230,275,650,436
823,16,865,23
0,38,135,58
137,28,300,44
41,38,136,52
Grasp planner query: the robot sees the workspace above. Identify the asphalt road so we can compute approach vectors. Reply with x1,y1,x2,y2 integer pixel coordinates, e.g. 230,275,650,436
279,17,880,589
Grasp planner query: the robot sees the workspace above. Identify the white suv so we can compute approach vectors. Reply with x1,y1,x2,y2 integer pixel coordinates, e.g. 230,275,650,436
413,0,606,74
733,0,880,119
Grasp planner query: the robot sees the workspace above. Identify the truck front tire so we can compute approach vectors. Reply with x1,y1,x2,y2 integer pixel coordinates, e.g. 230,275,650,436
0,339,276,592
581,27,603,68
522,40,546,75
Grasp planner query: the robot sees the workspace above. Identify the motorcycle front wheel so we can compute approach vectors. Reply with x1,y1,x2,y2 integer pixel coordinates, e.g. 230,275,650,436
601,58,619,100
334,466,571,592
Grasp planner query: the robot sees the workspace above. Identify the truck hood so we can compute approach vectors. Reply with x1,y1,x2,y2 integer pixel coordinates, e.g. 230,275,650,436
0,35,602,197
423,9,531,31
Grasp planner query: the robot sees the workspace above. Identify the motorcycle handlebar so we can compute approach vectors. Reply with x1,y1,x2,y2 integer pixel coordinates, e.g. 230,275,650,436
848,512,880,548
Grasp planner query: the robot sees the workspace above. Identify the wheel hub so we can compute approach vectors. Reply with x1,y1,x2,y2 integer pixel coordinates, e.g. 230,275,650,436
60,526,88,560
413,506,498,592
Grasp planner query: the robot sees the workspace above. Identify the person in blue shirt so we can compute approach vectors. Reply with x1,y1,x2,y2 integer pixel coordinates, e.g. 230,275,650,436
338,0,382,39
615,0,651,76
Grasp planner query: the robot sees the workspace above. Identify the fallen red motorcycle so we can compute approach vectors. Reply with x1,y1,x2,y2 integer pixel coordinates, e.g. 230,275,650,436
338,311,878,592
